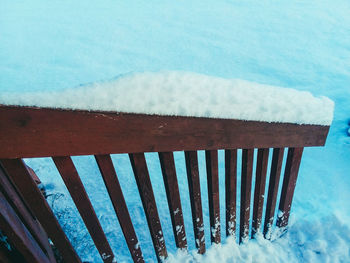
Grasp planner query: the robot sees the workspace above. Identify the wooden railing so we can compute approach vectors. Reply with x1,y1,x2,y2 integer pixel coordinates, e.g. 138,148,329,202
0,105,330,263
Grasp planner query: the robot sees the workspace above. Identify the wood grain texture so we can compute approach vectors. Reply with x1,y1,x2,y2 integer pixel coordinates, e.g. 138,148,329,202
95,155,144,263
158,152,187,249
205,150,220,244
52,156,115,263
129,153,167,262
225,149,237,237
0,106,329,159
263,148,284,237
0,159,81,263
0,191,50,263
277,148,304,228
240,149,254,243
252,148,269,237
185,151,205,254
0,165,56,262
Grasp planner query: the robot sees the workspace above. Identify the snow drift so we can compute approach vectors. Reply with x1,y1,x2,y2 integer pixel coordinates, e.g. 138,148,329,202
0,71,334,125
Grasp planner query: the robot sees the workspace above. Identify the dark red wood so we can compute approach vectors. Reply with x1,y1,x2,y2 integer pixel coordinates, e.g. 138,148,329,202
277,148,304,228
52,156,115,263
0,159,81,263
0,106,329,159
252,148,269,237
240,149,254,243
94,154,144,263
0,165,56,262
158,152,187,249
129,153,167,262
205,150,220,244
225,149,237,237
263,148,284,237
184,151,205,254
0,191,50,263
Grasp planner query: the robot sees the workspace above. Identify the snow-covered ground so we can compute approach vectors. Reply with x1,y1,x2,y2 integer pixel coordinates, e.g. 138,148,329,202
1,0,350,262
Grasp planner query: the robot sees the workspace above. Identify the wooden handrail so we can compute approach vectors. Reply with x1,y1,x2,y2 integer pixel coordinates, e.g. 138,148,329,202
0,105,329,159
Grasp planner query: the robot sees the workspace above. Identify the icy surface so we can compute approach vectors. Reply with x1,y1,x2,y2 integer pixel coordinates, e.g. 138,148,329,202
0,71,333,125
2,0,350,262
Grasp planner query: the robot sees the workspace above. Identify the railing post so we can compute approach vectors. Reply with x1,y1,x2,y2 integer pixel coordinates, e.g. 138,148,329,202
277,147,304,228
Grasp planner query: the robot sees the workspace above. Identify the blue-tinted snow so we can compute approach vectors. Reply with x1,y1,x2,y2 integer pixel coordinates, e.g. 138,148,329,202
2,0,350,262
0,71,334,125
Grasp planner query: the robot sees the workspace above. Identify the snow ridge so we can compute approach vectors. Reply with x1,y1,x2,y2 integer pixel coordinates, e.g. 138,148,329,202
0,71,334,125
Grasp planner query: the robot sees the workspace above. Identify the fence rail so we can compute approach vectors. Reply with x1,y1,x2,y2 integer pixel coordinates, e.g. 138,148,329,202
0,105,330,263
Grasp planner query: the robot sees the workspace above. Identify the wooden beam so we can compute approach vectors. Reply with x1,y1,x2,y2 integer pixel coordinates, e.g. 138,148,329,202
0,106,329,159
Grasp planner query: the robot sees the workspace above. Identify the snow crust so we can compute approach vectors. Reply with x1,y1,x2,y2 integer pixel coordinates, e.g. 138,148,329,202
0,71,333,125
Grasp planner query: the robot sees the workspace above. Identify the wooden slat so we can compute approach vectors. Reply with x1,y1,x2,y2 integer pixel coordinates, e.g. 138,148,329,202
225,149,237,237
205,150,220,244
0,159,81,263
184,151,205,254
0,106,330,159
129,153,167,262
95,155,144,263
0,191,50,263
0,166,56,262
277,147,304,228
263,148,284,237
158,152,187,249
252,148,269,237
52,156,115,263
239,149,254,243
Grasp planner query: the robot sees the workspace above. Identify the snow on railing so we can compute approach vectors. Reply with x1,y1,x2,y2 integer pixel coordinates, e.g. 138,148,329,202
0,72,333,263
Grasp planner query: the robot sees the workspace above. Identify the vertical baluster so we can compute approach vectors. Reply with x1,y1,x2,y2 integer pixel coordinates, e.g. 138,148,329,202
225,149,237,237
277,147,304,228
0,164,56,262
252,148,269,237
129,153,167,262
0,191,50,263
263,148,284,237
184,151,205,254
240,149,254,243
205,150,220,244
0,159,81,263
52,156,115,263
158,152,187,250
95,155,144,263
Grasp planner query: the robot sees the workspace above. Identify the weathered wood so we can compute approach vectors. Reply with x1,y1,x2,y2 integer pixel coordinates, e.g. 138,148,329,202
277,148,304,228
205,150,220,244
263,148,284,237
158,152,187,249
0,159,81,263
252,148,269,237
129,153,167,262
225,149,237,237
95,155,144,263
0,191,50,263
52,156,115,263
184,151,205,254
240,149,254,243
0,166,56,262
0,106,329,159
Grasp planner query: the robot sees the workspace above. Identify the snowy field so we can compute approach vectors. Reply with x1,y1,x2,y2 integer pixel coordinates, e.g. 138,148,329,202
1,0,350,262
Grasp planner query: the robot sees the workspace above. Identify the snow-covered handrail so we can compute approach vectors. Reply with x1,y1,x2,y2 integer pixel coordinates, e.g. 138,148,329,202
0,72,333,263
